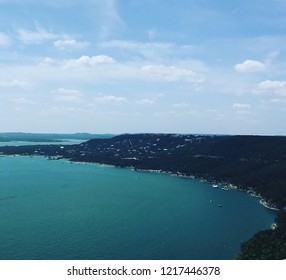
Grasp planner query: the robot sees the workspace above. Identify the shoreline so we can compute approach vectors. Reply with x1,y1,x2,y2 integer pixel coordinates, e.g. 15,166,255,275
259,199,279,211
77,160,281,213
136,168,280,212
1,153,281,212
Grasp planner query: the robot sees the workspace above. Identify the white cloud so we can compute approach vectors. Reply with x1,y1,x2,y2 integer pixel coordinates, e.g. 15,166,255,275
235,60,266,73
258,80,286,90
137,98,155,105
258,80,286,96
232,103,251,109
53,88,83,102
36,54,204,85
173,103,190,108
10,97,36,105
63,55,115,69
0,79,30,88
93,95,128,104
53,39,89,50
100,40,172,59
141,64,204,84
39,57,57,67
260,98,286,106
17,25,61,44
0,32,11,47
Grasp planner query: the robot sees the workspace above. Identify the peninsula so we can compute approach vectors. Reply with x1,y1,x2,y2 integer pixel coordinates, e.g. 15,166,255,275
0,133,285,259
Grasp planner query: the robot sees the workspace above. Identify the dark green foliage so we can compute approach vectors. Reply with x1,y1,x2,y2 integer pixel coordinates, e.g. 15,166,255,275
236,210,286,259
275,210,286,231
236,230,286,260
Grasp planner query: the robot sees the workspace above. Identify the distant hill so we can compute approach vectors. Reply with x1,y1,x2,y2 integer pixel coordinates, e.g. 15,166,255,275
0,132,115,142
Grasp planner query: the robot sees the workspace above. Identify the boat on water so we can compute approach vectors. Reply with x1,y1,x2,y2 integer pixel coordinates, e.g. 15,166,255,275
212,184,219,188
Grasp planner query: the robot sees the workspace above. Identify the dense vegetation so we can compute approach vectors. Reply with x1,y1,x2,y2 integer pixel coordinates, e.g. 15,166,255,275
236,210,286,259
0,133,285,259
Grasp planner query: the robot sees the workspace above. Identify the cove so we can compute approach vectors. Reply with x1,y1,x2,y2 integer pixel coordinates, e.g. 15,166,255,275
0,156,275,260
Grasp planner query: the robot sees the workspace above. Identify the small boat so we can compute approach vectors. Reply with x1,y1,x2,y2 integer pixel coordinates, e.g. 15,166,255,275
212,184,219,188
218,204,222,207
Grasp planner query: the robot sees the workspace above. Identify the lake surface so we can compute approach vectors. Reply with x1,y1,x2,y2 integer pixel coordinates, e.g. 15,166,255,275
0,156,275,260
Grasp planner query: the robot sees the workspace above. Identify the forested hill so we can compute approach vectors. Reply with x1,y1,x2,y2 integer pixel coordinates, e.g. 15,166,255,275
0,133,286,259
86,134,286,207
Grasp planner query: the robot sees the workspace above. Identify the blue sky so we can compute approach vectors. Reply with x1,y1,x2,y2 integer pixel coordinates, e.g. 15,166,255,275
0,0,285,135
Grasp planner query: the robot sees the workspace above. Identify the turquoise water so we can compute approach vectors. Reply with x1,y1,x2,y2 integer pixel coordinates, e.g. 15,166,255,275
0,156,275,260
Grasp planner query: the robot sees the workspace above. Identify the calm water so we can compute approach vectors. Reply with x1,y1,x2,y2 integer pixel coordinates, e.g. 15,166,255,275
0,156,275,260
